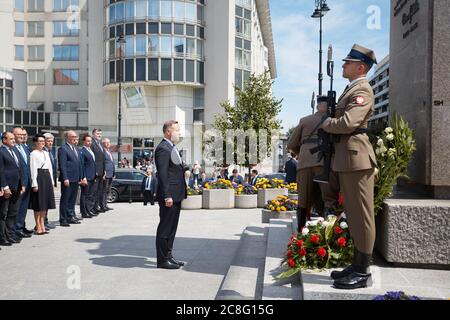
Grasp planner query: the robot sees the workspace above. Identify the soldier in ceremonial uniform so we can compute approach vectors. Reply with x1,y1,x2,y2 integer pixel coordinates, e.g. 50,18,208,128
287,96,339,232
321,44,378,290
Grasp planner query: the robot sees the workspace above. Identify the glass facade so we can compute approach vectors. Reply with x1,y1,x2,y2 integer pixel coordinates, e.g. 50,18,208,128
235,1,252,89
105,0,205,85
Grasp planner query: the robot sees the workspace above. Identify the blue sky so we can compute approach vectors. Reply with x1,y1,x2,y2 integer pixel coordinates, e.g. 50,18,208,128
269,0,390,132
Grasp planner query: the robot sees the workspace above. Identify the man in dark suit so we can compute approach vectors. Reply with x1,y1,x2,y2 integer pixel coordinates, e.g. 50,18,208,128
91,129,106,213
229,169,244,185
141,168,157,206
12,128,33,237
0,132,25,246
155,120,187,269
249,169,260,186
58,130,85,226
43,133,57,230
284,152,298,184
79,135,96,219
102,138,115,211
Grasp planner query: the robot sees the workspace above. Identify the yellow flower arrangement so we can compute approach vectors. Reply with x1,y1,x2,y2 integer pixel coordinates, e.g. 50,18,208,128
255,178,286,190
265,195,298,212
287,183,298,194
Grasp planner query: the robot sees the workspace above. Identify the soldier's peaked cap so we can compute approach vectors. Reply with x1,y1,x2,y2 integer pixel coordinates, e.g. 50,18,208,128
343,44,378,68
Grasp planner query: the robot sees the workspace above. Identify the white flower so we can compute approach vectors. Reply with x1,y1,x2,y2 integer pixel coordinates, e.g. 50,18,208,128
305,221,312,227
301,227,309,236
317,217,324,223
380,146,388,154
386,133,394,141
322,221,329,228
375,148,381,155
387,148,396,159
384,127,393,134
377,138,384,147
374,167,379,176
340,222,348,229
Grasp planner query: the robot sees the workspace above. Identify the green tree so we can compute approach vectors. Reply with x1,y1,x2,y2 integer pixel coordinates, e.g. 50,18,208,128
212,70,283,179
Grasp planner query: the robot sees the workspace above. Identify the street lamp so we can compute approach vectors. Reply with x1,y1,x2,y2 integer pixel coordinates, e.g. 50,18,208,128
311,0,330,96
117,33,126,165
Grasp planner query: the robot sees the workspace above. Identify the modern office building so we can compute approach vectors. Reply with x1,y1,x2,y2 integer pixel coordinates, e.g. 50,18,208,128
1,0,278,171
88,0,277,169
369,55,389,127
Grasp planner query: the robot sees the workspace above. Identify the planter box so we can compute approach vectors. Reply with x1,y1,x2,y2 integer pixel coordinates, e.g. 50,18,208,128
235,194,258,209
202,189,235,209
257,188,288,208
288,193,298,201
261,209,296,224
181,195,202,210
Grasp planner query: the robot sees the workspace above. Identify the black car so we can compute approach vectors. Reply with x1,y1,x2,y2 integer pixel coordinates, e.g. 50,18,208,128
109,168,147,203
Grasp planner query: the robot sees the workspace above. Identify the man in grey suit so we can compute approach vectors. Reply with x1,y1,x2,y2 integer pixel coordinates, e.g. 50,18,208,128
91,129,106,213
155,120,187,269
102,138,115,211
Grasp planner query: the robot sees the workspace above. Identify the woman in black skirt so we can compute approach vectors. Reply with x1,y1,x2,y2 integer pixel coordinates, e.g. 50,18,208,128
30,134,55,235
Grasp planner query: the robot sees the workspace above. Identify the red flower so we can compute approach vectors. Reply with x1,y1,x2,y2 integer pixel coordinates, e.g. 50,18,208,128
337,237,346,248
334,226,343,235
338,193,344,206
296,240,304,247
310,234,320,244
287,250,292,258
288,259,295,268
298,248,307,256
317,247,327,258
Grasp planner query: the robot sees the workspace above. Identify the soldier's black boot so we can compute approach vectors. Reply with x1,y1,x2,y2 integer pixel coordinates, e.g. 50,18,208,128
296,208,308,232
333,250,372,289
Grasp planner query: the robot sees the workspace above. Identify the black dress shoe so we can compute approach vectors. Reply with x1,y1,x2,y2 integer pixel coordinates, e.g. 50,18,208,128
0,241,12,246
6,237,18,244
22,228,34,235
106,206,113,211
45,223,56,230
333,271,372,289
81,213,92,219
157,261,181,269
169,257,185,266
330,265,354,279
68,218,81,224
89,210,99,216
60,222,71,227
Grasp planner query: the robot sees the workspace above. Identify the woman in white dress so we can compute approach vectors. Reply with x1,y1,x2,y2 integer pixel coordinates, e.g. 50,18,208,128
29,133,55,235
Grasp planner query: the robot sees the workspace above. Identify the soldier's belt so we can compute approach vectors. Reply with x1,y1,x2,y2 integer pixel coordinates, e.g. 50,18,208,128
336,128,368,137
302,138,319,144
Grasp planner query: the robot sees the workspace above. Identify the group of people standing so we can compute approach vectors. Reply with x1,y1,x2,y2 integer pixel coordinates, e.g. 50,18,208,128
0,127,115,250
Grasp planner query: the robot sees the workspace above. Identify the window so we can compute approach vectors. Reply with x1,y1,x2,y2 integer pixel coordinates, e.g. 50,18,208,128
161,23,172,34
148,22,159,34
14,111,22,123
15,45,24,61
28,45,45,61
117,24,124,37
186,60,194,82
28,0,44,12
197,61,204,83
235,49,242,66
186,2,196,21
23,111,30,124
174,23,184,35
136,58,146,81
54,69,79,85
148,0,159,17
148,58,158,80
235,68,243,88
134,35,146,56
243,70,250,85
193,88,204,108
235,6,243,17
116,2,124,21
197,39,203,57
109,26,115,38
125,23,134,35
148,35,159,54
125,59,134,81
53,101,79,112
235,37,243,48
197,5,204,23
53,0,79,11
28,21,44,37
174,59,183,81
109,39,115,58
186,24,195,36
244,9,252,20
15,21,24,36
15,0,24,12
244,40,251,50
161,0,172,18
161,36,172,54
53,45,79,61
5,90,13,108
193,109,204,122
125,36,134,57
174,1,184,19
136,23,146,34
243,51,251,69
109,61,115,83
186,38,195,56
28,70,45,85
161,58,171,81
6,109,13,122
53,21,79,36
125,0,134,19
236,17,243,34
136,0,147,18
243,20,251,37
198,26,204,38
174,37,184,55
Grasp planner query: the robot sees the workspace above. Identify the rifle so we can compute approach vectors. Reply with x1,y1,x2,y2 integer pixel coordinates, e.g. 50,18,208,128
309,45,337,184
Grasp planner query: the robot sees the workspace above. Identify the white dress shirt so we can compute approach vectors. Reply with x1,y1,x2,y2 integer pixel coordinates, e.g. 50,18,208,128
30,150,54,188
